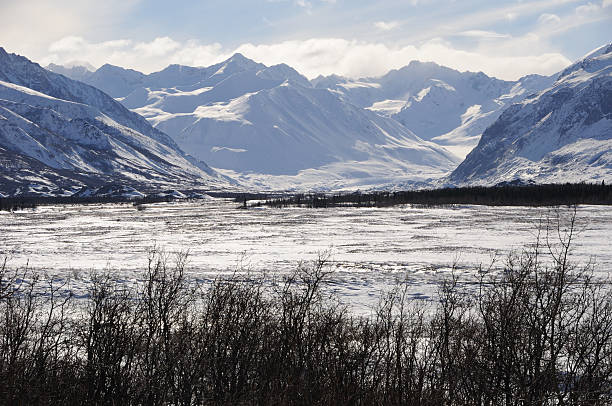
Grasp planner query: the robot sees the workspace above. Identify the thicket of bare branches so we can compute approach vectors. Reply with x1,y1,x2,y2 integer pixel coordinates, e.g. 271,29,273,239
1,213,611,405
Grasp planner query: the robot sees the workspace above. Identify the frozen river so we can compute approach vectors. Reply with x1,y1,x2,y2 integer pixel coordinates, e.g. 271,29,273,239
1,199,611,312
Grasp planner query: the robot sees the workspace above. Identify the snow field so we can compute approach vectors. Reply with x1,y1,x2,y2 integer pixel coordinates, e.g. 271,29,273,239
2,199,610,313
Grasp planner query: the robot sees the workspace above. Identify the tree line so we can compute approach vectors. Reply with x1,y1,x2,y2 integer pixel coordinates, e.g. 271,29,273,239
262,183,612,208
1,213,611,405
0,191,281,212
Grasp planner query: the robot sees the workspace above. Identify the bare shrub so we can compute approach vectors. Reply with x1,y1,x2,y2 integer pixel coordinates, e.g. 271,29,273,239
0,209,610,405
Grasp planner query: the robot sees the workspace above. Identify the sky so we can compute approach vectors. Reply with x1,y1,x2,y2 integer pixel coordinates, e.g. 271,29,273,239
0,0,610,80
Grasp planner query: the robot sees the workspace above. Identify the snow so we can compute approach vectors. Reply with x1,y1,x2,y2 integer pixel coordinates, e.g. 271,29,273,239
0,79,67,102
339,81,381,90
450,44,612,185
89,55,460,189
366,99,407,116
0,47,229,195
314,62,553,155
1,200,610,314
192,94,253,124
44,52,565,190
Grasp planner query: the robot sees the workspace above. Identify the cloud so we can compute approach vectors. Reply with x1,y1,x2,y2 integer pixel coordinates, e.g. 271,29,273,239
374,21,400,31
0,0,140,57
531,3,610,38
457,30,511,39
238,38,571,80
134,37,181,57
42,36,572,81
42,37,224,72
538,13,562,24
49,36,132,53
603,0,612,7
575,2,600,14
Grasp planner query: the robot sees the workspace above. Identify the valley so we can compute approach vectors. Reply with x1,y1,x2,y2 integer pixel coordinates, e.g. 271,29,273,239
2,199,610,313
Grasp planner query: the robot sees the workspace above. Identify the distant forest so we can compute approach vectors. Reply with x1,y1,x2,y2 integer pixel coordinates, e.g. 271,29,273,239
1,182,611,212
261,182,612,208
0,190,259,212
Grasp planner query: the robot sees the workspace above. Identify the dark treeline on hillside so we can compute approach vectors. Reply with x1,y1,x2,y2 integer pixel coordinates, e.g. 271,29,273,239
4,183,610,212
262,182,612,208
0,191,281,212
0,194,176,212
1,216,611,405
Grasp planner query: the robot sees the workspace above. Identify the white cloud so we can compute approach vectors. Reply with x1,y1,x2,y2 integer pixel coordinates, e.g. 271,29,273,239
49,37,132,53
531,4,610,38
134,37,181,57
42,36,572,81
576,2,600,14
457,30,511,39
42,37,224,72
538,13,562,24
374,21,400,31
386,0,590,47
0,0,140,58
603,0,612,7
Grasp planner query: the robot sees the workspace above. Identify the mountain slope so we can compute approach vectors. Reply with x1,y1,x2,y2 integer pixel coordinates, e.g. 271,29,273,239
86,55,460,190
0,48,228,196
314,62,553,157
449,43,612,185
50,56,553,167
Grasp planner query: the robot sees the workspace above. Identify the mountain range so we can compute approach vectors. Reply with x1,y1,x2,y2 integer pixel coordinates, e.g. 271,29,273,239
312,63,555,158
0,47,228,197
47,52,562,190
0,43,609,196
49,54,463,190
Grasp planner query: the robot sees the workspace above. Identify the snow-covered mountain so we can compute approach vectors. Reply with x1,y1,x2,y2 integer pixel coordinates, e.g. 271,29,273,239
66,54,460,190
313,62,554,158
46,62,94,83
449,43,612,185
0,47,228,197
48,54,269,99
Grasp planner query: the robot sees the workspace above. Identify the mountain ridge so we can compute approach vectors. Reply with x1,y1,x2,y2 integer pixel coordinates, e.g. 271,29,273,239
68,53,462,190
38,44,612,190
0,47,230,197
449,42,612,185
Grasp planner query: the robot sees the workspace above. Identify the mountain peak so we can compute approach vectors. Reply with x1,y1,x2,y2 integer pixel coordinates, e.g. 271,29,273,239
96,63,137,74
581,42,612,60
257,63,311,87
558,42,612,80
407,60,441,70
156,63,203,74
227,52,251,63
45,62,94,82
209,53,265,78
222,53,263,70
382,60,448,79
450,42,612,185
